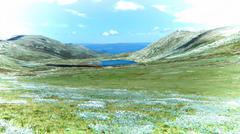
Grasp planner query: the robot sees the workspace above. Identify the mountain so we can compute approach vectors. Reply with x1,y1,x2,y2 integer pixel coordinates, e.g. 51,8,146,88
0,35,101,71
82,42,150,55
129,26,240,62
0,35,98,61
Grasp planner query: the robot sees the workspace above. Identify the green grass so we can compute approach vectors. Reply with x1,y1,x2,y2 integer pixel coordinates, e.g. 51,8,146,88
0,90,92,133
26,56,240,97
0,88,185,133
2,55,240,133
0,103,91,133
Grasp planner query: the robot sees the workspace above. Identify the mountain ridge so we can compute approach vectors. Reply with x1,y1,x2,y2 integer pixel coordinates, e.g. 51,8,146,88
0,35,99,61
129,26,240,62
0,35,100,71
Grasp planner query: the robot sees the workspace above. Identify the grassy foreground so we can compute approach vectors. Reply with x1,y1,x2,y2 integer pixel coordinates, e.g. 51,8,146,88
1,56,240,133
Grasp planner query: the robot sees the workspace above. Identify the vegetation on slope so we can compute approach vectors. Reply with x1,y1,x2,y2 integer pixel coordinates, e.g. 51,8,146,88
27,55,240,97
13,55,240,133
0,35,103,71
4,35,99,60
1,27,240,133
130,26,240,62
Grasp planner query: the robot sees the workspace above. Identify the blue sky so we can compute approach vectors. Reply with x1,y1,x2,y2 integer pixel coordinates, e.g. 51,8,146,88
0,0,239,43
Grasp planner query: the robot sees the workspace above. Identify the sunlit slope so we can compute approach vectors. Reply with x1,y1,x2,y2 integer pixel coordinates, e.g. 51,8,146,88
130,26,240,62
0,55,22,72
0,35,100,70
4,35,98,61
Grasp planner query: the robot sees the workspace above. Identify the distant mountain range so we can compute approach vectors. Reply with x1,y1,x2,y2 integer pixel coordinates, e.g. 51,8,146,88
129,26,240,62
2,26,240,71
82,42,150,54
1,35,99,60
0,35,99,70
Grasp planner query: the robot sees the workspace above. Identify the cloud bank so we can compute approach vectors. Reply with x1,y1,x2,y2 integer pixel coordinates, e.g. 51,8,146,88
115,1,144,11
102,29,119,36
175,0,240,27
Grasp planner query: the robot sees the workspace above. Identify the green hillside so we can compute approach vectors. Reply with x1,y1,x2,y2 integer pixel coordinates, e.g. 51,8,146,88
130,26,240,62
1,27,240,133
0,35,100,70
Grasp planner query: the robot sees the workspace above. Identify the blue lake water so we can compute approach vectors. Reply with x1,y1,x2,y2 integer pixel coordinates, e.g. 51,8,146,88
99,60,137,67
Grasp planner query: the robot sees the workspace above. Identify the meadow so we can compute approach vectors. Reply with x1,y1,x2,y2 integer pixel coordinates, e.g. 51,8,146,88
1,56,240,133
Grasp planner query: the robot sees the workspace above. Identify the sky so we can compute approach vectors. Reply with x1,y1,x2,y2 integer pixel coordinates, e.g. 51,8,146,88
0,0,239,43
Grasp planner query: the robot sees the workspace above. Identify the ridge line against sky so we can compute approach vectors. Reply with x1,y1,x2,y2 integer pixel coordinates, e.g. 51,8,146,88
0,0,239,43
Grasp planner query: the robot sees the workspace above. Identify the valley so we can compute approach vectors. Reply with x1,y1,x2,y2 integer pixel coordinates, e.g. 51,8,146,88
1,26,240,133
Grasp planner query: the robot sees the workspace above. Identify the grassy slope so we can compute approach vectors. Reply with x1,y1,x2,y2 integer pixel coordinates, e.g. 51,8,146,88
1,53,239,133
4,41,240,133
1,35,99,64
13,55,240,133
5,30,240,133
27,55,240,98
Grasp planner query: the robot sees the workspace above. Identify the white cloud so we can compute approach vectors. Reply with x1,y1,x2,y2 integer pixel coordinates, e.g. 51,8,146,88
175,0,240,27
72,31,77,35
0,1,32,39
0,0,81,39
115,1,144,11
65,9,86,17
77,24,86,28
152,4,167,12
153,26,160,31
102,29,119,36
0,22,31,39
